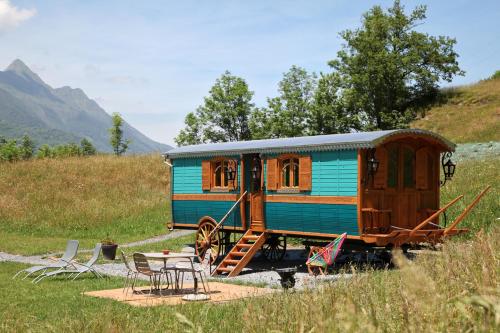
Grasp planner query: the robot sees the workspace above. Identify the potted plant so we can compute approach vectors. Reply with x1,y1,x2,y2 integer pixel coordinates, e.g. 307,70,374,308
101,234,118,260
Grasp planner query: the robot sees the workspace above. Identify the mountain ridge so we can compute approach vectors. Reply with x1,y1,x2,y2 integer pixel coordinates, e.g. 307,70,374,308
0,59,172,153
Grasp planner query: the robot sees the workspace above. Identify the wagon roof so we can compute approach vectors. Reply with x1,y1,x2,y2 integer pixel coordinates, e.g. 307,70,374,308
165,129,455,158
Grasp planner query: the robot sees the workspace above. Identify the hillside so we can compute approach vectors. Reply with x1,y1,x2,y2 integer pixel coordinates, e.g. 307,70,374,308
412,77,500,143
0,155,171,255
0,59,172,153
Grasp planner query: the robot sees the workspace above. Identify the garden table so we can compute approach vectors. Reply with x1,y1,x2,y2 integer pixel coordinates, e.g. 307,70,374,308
140,252,199,294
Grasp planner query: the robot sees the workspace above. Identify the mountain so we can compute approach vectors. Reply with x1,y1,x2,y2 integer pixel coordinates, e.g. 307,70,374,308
0,59,172,153
411,75,500,143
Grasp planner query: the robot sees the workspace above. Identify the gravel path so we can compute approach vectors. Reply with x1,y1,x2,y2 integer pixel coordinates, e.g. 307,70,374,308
120,230,195,248
1,245,348,289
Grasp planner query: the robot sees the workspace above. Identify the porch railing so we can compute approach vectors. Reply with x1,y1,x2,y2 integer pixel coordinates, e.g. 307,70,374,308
207,190,247,241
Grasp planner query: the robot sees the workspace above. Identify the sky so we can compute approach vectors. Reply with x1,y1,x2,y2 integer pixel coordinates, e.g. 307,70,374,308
1,0,499,146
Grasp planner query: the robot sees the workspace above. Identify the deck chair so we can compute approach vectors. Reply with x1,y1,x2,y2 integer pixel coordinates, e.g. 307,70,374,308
12,240,79,280
306,233,347,275
33,243,103,283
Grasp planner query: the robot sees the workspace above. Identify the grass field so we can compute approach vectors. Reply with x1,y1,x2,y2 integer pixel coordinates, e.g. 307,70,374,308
412,77,500,143
0,154,171,255
1,227,497,332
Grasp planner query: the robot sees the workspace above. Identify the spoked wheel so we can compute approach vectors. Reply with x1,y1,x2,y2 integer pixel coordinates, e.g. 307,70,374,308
262,235,287,262
195,217,221,263
307,246,327,276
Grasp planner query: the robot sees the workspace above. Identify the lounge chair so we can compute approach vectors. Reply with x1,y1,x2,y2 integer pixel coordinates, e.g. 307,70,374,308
33,243,103,283
12,240,79,280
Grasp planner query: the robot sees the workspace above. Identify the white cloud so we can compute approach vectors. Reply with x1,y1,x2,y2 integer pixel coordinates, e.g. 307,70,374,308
0,0,36,31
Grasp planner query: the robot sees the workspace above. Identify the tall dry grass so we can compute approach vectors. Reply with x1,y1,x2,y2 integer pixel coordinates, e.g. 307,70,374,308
412,77,500,143
0,154,170,254
238,229,499,332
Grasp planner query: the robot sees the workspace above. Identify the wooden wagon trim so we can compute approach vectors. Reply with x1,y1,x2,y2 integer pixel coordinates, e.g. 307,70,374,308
265,195,357,205
265,229,362,240
174,193,357,205
171,222,245,231
173,194,239,201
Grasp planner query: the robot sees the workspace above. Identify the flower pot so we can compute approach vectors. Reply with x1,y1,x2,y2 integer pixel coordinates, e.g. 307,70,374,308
101,243,118,260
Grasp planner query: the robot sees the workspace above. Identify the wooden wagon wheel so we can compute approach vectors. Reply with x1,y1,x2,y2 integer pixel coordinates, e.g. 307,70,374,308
262,235,287,262
307,246,327,276
195,217,221,263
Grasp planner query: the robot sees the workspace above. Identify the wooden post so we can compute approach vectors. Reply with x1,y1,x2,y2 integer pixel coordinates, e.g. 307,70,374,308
240,156,246,229
409,195,463,237
443,186,491,235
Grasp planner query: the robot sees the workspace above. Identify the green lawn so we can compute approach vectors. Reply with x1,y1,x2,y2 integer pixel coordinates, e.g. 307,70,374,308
0,205,170,255
1,226,498,332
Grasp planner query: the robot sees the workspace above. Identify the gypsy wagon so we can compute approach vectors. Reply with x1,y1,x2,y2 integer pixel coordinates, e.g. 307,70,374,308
164,129,488,277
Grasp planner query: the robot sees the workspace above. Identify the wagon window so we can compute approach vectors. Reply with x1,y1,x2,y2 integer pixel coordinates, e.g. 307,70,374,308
281,158,299,188
387,147,399,188
403,148,415,188
213,160,229,188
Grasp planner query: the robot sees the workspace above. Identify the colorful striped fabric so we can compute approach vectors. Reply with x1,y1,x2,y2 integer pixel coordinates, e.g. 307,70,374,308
306,233,347,268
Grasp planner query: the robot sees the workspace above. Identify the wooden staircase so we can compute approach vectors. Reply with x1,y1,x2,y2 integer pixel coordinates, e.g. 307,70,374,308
212,230,268,277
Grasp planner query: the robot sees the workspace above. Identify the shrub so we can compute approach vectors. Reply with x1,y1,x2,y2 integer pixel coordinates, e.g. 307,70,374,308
80,138,97,156
37,144,53,158
0,139,20,162
19,135,35,160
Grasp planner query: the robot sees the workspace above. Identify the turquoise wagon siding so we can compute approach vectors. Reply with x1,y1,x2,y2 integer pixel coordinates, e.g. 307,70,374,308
265,203,359,235
171,150,359,236
310,150,358,196
172,158,203,194
263,149,358,196
172,157,240,194
172,200,242,227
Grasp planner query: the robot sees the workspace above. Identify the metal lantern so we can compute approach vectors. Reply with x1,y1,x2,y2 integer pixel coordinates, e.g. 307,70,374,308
251,159,261,180
225,164,236,181
440,152,456,186
365,149,379,185
368,155,380,176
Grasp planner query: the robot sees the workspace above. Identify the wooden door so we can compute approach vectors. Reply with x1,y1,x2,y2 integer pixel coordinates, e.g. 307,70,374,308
250,192,265,231
388,144,418,229
249,156,265,231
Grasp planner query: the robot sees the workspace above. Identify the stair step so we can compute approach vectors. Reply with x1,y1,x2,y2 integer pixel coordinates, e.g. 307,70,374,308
237,244,253,248
224,259,240,265
244,235,259,240
230,251,247,257
216,267,233,272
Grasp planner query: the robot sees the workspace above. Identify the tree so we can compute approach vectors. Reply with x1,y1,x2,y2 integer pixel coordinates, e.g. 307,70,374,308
19,135,35,160
37,144,53,159
175,71,254,146
109,112,130,155
251,66,317,138
80,138,97,156
329,0,464,130
0,139,19,162
309,72,360,135
174,112,203,146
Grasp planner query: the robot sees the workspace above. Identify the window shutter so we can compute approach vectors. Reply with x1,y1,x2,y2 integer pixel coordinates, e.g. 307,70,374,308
373,147,388,189
266,158,278,190
201,160,211,190
299,155,312,191
228,160,238,190
416,148,429,190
